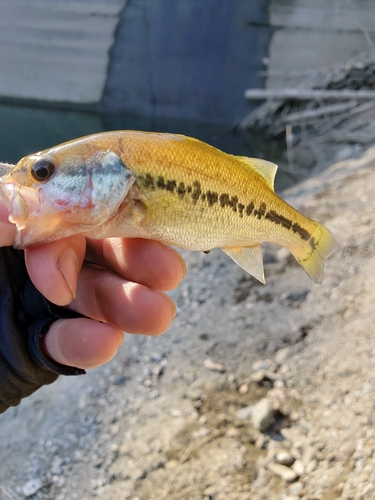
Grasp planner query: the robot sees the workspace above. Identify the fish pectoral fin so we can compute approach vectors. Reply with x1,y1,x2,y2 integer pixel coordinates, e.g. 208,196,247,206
222,245,265,284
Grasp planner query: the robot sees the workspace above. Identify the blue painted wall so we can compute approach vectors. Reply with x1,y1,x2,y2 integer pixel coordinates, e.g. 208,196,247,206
102,0,272,124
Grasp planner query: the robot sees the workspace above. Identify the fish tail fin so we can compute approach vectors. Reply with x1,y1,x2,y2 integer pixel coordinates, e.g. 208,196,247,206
291,222,336,284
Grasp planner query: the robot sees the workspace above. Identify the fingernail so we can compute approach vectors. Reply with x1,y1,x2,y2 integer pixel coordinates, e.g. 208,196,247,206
116,330,125,348
166,294,177,319
176,252,187,279
57,249,79,302
166,245,187,279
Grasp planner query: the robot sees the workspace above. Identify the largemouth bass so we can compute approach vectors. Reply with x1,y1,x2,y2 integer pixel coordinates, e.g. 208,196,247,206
0,131,336,283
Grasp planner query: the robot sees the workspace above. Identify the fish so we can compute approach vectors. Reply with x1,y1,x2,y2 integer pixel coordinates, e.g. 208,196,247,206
0,130,336,284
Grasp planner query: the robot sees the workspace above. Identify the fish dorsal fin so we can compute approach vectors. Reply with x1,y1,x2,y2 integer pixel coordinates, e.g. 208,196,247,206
238,157,278,189
222,245,265,284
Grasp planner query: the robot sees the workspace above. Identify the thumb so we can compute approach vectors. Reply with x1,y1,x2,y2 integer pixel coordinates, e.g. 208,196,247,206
25,235,86,306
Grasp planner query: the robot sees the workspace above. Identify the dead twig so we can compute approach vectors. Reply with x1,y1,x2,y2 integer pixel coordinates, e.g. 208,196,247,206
244,88,375,101
317,100,375,136
280,101,358,123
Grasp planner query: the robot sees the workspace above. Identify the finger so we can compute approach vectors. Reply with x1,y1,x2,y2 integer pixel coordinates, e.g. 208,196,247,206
25,235,86,306
42,318,124,369
86,238,187,291
0,202,16,247
69,264,176,335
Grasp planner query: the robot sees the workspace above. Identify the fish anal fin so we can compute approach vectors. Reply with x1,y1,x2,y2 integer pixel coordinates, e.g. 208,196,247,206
222,245,265,284
238,157,278,189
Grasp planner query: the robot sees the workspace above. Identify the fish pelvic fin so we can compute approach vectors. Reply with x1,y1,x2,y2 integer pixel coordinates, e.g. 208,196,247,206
222,245,266,284
291,222,337,284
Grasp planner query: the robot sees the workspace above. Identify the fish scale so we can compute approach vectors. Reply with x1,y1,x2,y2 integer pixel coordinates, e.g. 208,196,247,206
0,131,336,284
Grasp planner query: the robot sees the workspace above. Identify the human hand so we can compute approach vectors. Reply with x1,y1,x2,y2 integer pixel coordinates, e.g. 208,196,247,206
0,202,186,370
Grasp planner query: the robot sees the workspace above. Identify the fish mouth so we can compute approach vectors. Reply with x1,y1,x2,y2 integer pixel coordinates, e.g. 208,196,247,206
0,178,51,248
0,180,37,228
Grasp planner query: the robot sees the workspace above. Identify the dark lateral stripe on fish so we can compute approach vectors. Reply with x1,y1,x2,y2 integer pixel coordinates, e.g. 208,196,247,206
137,173,311,241
265,210,311,241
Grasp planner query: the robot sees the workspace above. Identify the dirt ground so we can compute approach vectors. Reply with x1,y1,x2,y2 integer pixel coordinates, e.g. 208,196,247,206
1,142,375,500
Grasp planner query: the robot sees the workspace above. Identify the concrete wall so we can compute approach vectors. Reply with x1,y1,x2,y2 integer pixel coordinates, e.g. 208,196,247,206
1,0,375,123
266,0,375,89
0,0,271,123
101,0,271,123
0,0,126,103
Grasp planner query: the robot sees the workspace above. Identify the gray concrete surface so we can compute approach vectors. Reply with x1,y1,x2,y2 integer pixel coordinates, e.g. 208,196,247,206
101,0,271,123
0,0,125,103
266,0,375,89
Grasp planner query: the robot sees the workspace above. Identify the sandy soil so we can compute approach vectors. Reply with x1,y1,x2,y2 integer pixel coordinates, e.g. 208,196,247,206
1,146,375,500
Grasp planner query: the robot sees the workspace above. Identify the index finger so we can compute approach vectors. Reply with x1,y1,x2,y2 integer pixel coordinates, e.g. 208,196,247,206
86,238,187,291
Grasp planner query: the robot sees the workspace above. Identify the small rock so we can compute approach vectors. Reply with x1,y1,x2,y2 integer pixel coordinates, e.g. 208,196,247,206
251,398,275,432
52,476,65,488
281,289,309,308
268,463,298,482
152,363,164,377
113,375,127,386
192,426,211,439
150,352,163,362
226,427,240,438
203,358,226,372
239,382,249,394
110,424,119,435
292,459,304,476
275,347,292,366
251,370,282,383
235,405,253,421
170,408,182,417
252,359,274,371
185,388,205,401
250,370,266,383
302,445,316,465
305,459,317,472
289,481,304,496
165,459,178,469
255,433,267,449
335,144,358,161
198,415,208,425
22,478,44,497
276,450,295,466
204,485,217,497
280,427,306,443
51,457,63,475
148,390,159,400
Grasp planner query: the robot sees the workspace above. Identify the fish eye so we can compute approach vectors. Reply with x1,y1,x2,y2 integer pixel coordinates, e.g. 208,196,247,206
31,158,55,182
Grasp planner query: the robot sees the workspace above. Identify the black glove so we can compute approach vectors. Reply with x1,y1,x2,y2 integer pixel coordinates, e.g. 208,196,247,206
0,246,85,414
